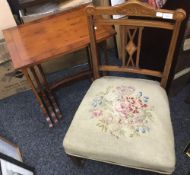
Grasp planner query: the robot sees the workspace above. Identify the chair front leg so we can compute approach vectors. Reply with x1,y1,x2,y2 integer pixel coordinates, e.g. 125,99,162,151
68,155,85,167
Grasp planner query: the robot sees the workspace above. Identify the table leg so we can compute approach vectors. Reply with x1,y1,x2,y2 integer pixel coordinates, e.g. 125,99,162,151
102,40,109,76
96,41,108,77
87,46,92,70
22,68,53,128
103,40,108,65
30,67,58,124
37,65,62,119
87,46,94,82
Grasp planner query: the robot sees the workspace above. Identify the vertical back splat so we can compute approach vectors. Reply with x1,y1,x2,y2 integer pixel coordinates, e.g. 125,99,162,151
120,26,144,68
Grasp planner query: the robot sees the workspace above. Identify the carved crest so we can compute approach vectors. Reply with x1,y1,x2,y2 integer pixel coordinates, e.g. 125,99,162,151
116,5,154,17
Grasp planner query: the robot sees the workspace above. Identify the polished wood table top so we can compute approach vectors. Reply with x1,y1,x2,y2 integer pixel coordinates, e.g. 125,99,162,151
3,5,115,70
3,5,115,127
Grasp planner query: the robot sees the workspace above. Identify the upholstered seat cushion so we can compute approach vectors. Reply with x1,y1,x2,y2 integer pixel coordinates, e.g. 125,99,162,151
63,76,175,174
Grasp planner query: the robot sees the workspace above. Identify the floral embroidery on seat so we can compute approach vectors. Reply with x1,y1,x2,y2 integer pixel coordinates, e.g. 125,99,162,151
89,85,154,139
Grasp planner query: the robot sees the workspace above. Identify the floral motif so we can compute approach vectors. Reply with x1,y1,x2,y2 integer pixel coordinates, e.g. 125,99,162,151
89,85,154,139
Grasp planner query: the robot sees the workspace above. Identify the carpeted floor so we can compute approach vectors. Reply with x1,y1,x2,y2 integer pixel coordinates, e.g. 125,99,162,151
0,51,190,175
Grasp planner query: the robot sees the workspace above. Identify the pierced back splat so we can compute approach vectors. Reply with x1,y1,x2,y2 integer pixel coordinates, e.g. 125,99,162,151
120,26,144,68
86,1,186,88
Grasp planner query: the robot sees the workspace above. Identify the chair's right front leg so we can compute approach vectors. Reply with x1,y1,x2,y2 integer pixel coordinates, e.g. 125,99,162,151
68,155,85,167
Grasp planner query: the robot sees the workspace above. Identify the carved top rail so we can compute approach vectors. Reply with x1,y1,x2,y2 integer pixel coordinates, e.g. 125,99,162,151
85,0,186,22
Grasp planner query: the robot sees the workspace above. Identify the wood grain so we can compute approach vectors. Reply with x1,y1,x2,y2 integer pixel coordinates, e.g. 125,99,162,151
86,0,186,88
3,5,115,70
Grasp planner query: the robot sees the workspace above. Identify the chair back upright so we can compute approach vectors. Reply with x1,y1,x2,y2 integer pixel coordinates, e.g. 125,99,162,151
85,0,186,88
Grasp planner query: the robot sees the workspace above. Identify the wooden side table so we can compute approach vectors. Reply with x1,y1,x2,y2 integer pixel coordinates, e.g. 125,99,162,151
3,5,115,127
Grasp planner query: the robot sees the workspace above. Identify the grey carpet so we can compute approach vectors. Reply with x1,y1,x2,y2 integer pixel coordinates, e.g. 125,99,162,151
0,51,190,175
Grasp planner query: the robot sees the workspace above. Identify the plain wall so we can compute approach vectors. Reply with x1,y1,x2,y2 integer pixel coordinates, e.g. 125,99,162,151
0,0,16,39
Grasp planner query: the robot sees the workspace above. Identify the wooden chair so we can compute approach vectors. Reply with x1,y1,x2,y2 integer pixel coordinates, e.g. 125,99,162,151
63,0,186,174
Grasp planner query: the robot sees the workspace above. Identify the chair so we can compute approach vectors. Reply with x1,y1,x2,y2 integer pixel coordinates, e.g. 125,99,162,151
63,0,186,174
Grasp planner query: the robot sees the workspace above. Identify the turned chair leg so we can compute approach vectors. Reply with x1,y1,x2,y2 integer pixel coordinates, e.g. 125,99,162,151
68,155,85,167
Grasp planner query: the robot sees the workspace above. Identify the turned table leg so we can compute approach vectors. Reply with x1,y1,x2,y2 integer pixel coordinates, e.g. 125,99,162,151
30,67,58,124
37,65,62,119
22,68,53,128
102,40,109,76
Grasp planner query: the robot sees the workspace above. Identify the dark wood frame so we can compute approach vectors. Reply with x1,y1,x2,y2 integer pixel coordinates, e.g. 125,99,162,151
0,152,35,174
0,136,23,162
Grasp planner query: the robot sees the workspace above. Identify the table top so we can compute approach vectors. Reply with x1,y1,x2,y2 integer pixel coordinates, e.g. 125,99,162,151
3,5,115,69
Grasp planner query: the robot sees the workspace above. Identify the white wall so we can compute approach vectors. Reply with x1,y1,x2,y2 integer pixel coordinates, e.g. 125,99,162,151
0,0,16,39
110,0,125,6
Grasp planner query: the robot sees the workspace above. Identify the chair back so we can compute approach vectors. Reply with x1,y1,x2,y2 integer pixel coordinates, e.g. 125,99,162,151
85,0,186,88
